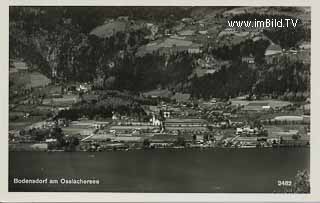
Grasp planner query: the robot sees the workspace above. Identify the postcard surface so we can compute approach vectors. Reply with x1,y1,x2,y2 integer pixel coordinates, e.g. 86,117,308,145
2,0,320,202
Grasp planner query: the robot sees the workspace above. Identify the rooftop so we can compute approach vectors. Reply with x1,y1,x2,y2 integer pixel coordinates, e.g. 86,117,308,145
165,118,207,123
247,102,269,106
265,43,282,56
110,125,157,130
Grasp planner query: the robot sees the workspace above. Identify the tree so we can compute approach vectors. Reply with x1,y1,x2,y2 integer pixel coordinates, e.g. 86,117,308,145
192,134,197,143
292,170,310,193
260,129,268,137
50,127,66,148
282,170,310,193
174,136,186,147
142,138,150,149
203,134,209,142
64,135,80,152
292,133,301,140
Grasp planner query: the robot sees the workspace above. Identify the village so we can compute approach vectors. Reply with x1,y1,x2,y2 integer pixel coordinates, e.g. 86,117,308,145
9,7,310,152
9,79,310,152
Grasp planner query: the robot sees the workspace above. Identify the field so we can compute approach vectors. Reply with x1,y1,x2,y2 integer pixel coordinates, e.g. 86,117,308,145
90,20,127,38
42,94,78,107
231,99,292,109
10,121,37,131
257,110,304,121
274,115,303,121
137,37,201,56
90,19,143,38
10,72,51,90
61,127,95,137
264,124,309,138
9,115,46,130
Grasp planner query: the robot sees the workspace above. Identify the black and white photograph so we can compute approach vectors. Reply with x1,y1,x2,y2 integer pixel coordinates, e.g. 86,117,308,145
8,5,311,194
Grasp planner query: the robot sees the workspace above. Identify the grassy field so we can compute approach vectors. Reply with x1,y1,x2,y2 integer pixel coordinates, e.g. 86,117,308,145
265,124,308,138
42,94,78,106
10,71,51,90
62,127,95,137
231,99,292,109
90,19,143,38
9,116,44,130
258,110,304,120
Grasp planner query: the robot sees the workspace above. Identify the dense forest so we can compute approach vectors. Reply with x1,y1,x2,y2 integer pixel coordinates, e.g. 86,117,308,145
10,7,310,101
191,62,257,99
210,39,270,63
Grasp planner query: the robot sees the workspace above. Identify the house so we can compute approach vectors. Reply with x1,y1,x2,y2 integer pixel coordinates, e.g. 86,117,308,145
165,126,208,134
163,111,171,118
45,138,57,143
150,114,162,126
163,118,208,134
164,118,208,127
93,121,110,129
262,105,271,110
150,142,172,148
241,56,255,64
188,46,202,54
110,125,158,134
10,59,29,73
112,112,120,120
236,126,254,136
76,83,92,93
264,43,282,56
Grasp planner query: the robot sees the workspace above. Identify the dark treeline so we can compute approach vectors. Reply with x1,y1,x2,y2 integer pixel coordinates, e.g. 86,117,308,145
190,59,309,100
190,62,257,99
210,39,270,63
9,35,52,76
254,61,310,100
9,7,192,34
19,126,80,151
264,26,310,49
108,52,195,92
57,98,147,121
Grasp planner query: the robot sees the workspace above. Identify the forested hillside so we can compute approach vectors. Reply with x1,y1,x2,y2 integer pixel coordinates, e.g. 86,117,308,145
9,6,310,101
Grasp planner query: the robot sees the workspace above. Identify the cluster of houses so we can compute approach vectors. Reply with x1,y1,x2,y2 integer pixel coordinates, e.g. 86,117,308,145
236,126,267,137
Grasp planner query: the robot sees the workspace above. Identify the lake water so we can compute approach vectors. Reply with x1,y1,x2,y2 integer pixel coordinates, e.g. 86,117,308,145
9,148,309,193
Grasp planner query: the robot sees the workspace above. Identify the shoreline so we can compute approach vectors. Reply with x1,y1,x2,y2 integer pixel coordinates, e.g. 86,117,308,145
9,144,310,152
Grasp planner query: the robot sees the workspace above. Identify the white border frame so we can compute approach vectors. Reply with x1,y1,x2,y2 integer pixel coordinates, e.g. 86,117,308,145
2,0,319,202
